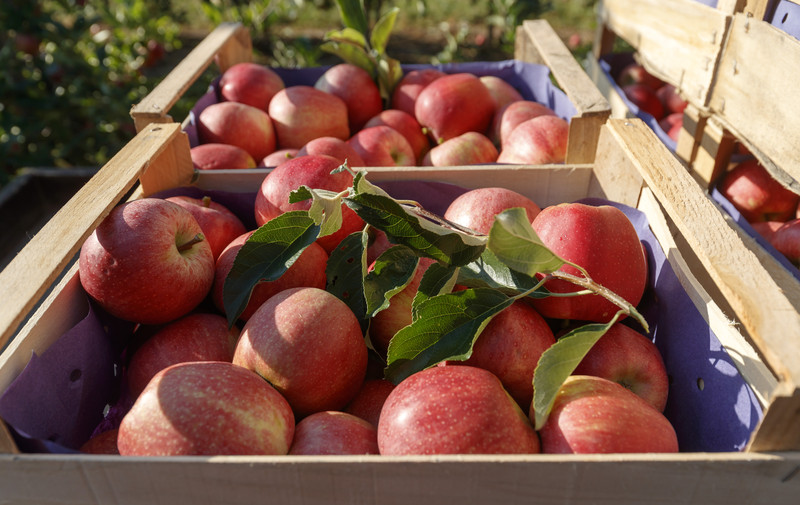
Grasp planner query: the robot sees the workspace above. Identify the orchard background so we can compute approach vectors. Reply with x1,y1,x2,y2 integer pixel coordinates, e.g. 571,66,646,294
0,0,597,188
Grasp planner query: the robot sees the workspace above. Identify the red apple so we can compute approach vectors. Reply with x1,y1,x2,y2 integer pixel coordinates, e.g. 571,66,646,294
770,219,800,265
289,411,379,455
219,62,285,111
165,195,247,260
296,136,365,167
126,312,239,398
658,112,683,136
656,83,688,115
345,378,396,427
751,220,783,243
480,75,524,113
315,63,383,134
667,120,682,142
80,429,119,455
440,300,556,410
622,83,665,119
79,198,216,325
368,256,436,358
366,228,394,265
233,287,368,418
347,125,416,167
493,100,558,146
268,85,349,149
617,62,664,91
261,148,298,167
572,322,669,412
718,159,800,222
197,101,276,162
497,115,569,165
190,143,256,170
391,68,446,117
415,72,495,144
118,361,295,456
363,109,431,163
537,375,678,454
530,202,648,323
254,154,365,254
378,366,541,455
422,131,498,166
443,186,541,235
211,230,328,322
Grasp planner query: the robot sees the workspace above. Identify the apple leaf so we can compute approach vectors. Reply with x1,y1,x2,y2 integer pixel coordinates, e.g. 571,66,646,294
376,55,404,102
222,211,320,327
344,191,486,267
531,312,622,430
325,26,368,48
332,0,370,37
411,261,459,320
457,247,549,299
326,230,370,331
290,186,344,239
364,245,420,317
384,288,515,384
487,207,567,277
370,7,399,56
319,40,376,76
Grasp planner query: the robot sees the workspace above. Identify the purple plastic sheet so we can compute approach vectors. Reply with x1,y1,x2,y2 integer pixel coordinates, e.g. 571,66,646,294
0,179,763,454
770,0,800,42
695,0,718,7
183,60,579,156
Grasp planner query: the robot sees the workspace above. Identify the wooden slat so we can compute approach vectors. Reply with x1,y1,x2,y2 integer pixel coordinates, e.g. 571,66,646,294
130,23,251,132
0,123,193,351
707,13,800,193
515,20,611,163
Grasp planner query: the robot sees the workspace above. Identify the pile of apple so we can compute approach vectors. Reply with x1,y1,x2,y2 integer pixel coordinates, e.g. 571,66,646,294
717,158,800,267
189,61,569,171
615,61,688,142
75,148,681,457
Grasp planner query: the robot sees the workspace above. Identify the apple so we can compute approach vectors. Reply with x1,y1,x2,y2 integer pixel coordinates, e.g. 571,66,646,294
211,230,328,322
219,62,285,111
125,312,239,398
79,429,119,454
363,109,431,163
296,136,365,167
497,115,569,165
118,361,295,456
233,287,368,418
530,202,648,323
197,101,276,162
345,378,396,427
718,159,800,222
190,143,256,170
165,195,247,260
658,112,683,137
254,154,365,254
289,411,379,455
422,131,498,166
415,72,495,144
480,75,524,113
769,219,800,265
493,100,558,146
667,120,682,142
368,256,436,358
315,63,384,134
751,220,783,243
366,228,394,265
440,300,556,410
537,375,679,454
268,85,349,149
443,186,541,235
391,68,446,117
622,83,665,119
347,125,416,167
656,83,688,115
377,366,541,455
79,198,216,325
261,148,298,167
572,322,669,412
617,62,664,91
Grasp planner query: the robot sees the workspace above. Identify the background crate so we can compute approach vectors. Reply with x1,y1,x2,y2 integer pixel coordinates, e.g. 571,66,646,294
131,20,610,164
0,118,799,503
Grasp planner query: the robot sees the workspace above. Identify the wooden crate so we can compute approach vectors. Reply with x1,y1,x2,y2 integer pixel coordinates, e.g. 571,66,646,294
130,20,610,164
0,119,799,503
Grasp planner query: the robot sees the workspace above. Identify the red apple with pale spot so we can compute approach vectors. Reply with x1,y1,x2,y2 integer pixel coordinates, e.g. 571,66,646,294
415,72,495,144
391,68,446,117
443,186,542,235
347,125,416,167
480,75,524,113
289,411,379,455
422,131,498,166
315,63,384,134
197,101,276,162
493,100,558,146
268,85,349,149
296,136,365,167
497,115,569,165
219,62,285,111
363,109,431,164
190,143,256,170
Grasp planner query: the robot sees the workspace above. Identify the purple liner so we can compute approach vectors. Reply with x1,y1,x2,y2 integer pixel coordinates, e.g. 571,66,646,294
771,1,800,42
0,179,762,454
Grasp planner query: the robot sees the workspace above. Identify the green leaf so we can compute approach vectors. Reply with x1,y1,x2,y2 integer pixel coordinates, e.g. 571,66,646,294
457,247,549,298
344,192,486,266
223,211,320,326
364,245,420,317
531,312,622,430
324,27,368,48
333,0,370,37
320,41,376,76
376,55,405,102
290,186,345,239
384,288,515,384
412,262,459,320
370,7,399,55
326,231,370,330
487,207,567,277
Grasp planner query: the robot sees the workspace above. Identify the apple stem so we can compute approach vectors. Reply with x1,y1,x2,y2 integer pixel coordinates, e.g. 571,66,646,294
201,196,212,208
177,233,205,253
